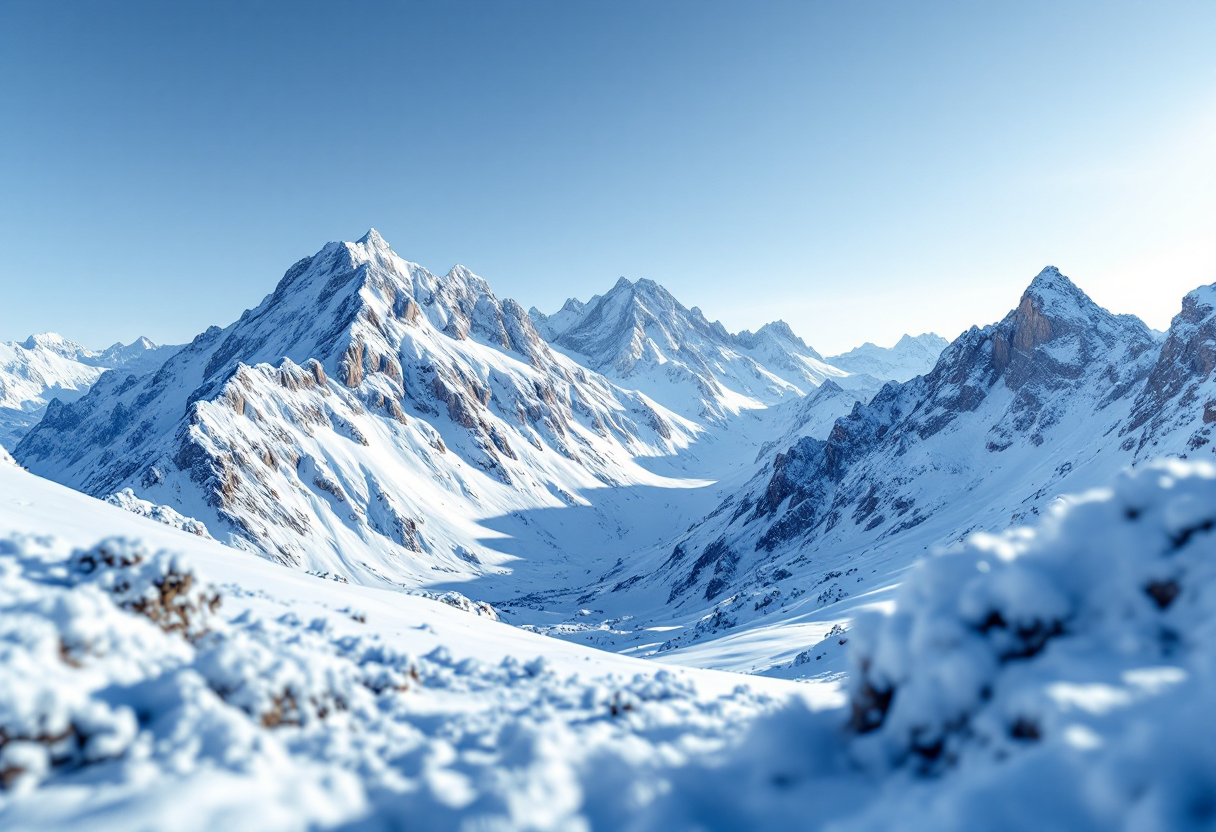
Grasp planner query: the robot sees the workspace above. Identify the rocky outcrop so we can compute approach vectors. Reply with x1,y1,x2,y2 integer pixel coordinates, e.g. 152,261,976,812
1124,285,1216,453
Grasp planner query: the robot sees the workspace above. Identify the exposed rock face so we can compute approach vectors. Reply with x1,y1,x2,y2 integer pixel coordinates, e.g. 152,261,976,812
1123,285,1216,454
15,230,692,583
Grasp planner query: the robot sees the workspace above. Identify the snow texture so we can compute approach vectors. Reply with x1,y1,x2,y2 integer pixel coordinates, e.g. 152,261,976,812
106,488,212,538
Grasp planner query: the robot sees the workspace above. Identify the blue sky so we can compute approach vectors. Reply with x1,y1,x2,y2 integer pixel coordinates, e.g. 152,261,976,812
1,1,1213,354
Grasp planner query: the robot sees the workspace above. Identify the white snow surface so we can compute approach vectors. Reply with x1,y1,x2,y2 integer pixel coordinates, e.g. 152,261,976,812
2,439,1215,830
0,461,839,832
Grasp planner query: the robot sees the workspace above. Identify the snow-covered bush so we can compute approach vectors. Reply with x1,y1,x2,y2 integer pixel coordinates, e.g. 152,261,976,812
0,536,183,791
194,625,373,727
410,588,500,620
843,458,1216,827
69,537,221,640
0,530,790,831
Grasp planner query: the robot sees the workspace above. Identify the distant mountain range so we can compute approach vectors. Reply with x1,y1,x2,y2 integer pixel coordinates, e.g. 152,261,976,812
826,332,949,382
530,277,889,422
10,232,1213,679
0,332,178,447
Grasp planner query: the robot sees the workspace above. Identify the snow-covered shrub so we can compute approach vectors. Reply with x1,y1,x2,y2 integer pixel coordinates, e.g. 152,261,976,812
0,536,183,791
69,537,221,641
847,459,1216,803
410,588,500,620
195,625,373,727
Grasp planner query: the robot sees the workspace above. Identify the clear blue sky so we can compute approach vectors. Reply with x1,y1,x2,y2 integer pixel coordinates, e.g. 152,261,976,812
1,1,1213,354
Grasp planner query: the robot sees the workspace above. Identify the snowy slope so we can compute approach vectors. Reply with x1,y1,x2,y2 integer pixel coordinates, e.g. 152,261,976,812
826,332,949,382
14,231,705,588
0,333,177,449
3,447,1214,831
531,278,883,422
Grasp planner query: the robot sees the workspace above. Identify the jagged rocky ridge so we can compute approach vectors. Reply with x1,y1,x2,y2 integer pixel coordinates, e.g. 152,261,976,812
531,277,884,422
15,231,699,583
603,268,1216,636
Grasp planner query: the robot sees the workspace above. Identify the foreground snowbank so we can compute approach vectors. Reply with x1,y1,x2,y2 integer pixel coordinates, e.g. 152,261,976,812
844,458,1216,830
0,530,810,832
2,459,1215,830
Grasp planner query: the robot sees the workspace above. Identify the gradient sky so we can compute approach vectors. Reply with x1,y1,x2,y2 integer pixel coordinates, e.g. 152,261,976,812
1,1,1213,355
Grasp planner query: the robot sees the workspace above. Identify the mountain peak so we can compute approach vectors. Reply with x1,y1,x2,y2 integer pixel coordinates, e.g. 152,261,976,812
123,335,158,351
986,266,1153,387
19,332,90,360
1182,283,1216,318
1019,266,1099,323
357,228,388,248
755,320,801,344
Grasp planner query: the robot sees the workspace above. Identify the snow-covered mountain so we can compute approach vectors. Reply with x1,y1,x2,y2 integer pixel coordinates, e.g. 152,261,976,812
23,252,1216,678
1122,284,1216,455
638,268,1163,612
0,333,176,448
15,332,175,375
509,266,1216,668
5,229,1216,829
531,278,883,422
826,332,949,382
14,231,702,586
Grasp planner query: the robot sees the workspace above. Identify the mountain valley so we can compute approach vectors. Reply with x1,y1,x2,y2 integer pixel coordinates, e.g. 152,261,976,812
8,233,1216,685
